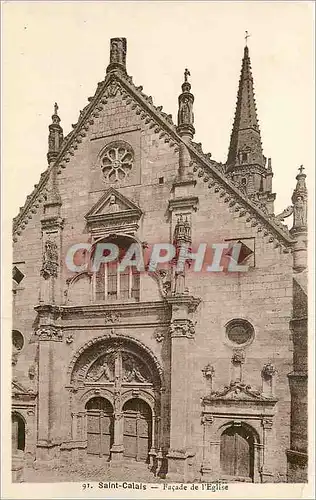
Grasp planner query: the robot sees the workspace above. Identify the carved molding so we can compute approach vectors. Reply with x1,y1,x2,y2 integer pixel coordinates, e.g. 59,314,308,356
104,312,121,324
169,319,195,339
35,326,63,341
40,240,59,279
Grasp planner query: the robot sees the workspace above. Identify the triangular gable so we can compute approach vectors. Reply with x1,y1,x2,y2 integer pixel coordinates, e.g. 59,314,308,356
13,69,294,248
85,187,142,218
85,187,142,237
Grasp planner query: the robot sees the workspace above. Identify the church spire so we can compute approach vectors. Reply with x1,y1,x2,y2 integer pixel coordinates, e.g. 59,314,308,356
47,103,63,164
226,44,264,172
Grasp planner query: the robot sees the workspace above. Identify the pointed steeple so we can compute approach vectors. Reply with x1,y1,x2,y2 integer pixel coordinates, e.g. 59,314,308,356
225,43,276,213
47,103,63,164
227,45,264,171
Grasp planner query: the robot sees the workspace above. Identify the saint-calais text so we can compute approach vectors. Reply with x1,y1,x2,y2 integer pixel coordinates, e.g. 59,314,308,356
83,481,229,492
66,241,249,274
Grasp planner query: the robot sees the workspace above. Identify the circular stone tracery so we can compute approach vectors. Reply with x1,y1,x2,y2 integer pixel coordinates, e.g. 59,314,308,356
101,141,134,182
225,319,254,346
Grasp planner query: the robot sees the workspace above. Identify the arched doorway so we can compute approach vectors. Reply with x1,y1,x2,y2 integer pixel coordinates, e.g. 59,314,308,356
220,425,254,481
12,413,25,454
85,397,114,458
123,398,152,462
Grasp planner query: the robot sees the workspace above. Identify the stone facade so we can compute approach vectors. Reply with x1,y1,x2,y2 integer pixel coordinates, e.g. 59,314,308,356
12,38,308,482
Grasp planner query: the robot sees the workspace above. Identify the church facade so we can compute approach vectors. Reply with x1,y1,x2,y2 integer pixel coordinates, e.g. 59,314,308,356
12,38,308,483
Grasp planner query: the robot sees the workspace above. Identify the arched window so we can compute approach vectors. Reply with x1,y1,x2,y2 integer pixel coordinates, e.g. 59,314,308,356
92,236,140,302
220,425,254,481
12,330,24,351
12,413,25,453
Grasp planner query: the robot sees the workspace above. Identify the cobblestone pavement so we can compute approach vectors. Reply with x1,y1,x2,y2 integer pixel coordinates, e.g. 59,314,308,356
20,459,167,483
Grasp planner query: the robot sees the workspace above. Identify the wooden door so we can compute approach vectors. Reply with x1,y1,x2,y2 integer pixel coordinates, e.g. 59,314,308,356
220,426,254,480
123,399,152,462
86,397,113,457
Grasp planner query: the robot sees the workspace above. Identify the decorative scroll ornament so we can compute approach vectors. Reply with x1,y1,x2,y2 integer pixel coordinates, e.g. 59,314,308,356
232,349,245,365
169,319,195,339
104,312,121,324
154,329,165,343
202,363,215,380
35,326,63,341
261,362,277,379
40,240,58,279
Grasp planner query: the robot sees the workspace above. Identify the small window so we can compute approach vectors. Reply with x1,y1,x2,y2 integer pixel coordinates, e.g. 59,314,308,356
241,152,248,163
12,330,24,351
12,266,24,285
226,319,254,346
159,177,164,184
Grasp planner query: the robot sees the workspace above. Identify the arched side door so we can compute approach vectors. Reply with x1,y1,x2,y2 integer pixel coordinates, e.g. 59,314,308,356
123,398,152,462
220,425,254,481
85,397,114,458
12,413,25,454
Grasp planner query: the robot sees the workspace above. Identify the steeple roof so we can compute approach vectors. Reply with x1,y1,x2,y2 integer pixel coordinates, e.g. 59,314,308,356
226,46,264,171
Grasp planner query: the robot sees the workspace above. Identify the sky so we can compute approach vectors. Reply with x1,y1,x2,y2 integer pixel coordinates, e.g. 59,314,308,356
2,1,314,222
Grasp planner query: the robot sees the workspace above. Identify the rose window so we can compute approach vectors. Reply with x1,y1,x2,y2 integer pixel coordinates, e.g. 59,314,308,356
101,141,134,182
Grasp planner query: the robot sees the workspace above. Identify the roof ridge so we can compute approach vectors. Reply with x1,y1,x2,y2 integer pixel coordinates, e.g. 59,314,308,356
13,69,293,246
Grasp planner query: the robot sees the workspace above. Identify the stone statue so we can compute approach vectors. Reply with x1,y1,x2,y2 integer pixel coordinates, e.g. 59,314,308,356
293,195,307,229
180,98,192,124
41,240,58,278
107,194,120,213
87,360,113,382
123,357,147,383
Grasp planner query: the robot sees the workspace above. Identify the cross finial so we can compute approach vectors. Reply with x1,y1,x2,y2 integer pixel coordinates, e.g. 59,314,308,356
184,68,190,83
298,165,305,174
245,30,251,46
54,102,58,115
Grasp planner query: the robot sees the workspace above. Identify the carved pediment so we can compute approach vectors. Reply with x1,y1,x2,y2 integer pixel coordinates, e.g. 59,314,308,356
203,381,277,404
12,380,37,400
85,187,142,235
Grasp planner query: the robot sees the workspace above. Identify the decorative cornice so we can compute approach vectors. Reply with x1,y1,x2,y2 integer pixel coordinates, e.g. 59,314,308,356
168,196,199,213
